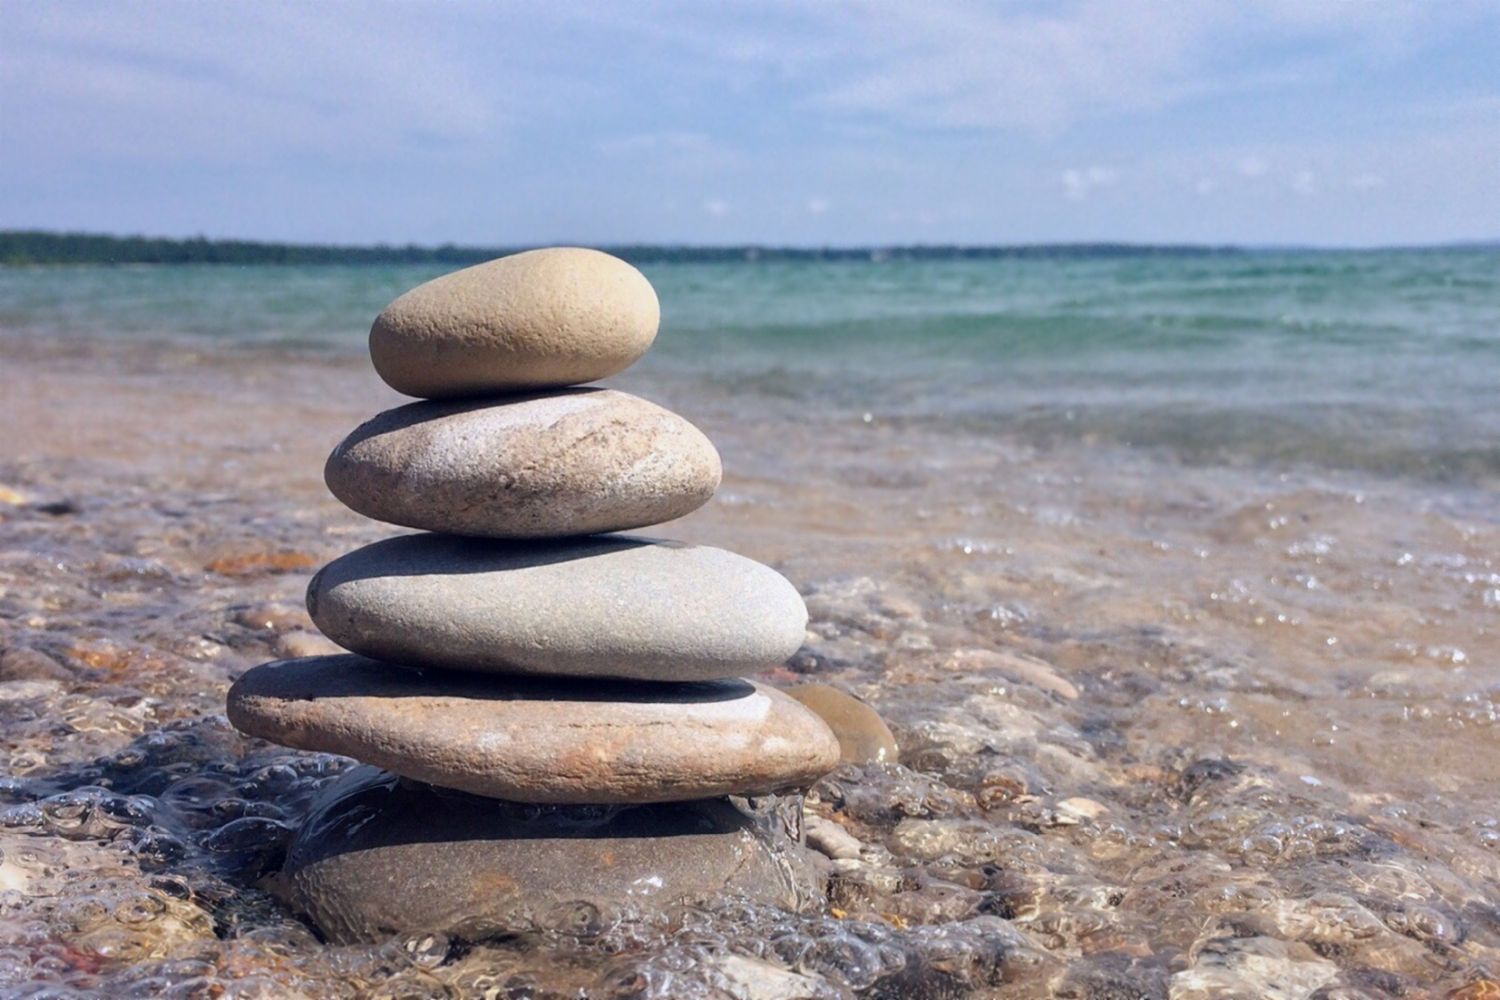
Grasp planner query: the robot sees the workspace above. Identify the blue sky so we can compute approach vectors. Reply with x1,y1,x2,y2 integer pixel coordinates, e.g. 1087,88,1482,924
2,0,1497,246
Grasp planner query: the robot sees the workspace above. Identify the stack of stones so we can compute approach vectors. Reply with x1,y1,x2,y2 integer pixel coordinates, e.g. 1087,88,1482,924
226,248,841,942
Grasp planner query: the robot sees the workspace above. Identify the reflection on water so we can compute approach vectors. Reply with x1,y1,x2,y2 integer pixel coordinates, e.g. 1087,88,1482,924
0,324,1497,995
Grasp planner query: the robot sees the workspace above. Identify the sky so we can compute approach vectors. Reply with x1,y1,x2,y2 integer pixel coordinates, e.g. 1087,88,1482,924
2,0,1498,247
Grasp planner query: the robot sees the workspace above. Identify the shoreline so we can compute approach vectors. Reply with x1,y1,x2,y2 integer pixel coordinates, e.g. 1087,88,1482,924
2,333,1498,993
6,328,1497,511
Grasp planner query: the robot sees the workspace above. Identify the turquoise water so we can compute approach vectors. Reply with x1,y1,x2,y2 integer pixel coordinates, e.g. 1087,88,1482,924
3,250,1498,481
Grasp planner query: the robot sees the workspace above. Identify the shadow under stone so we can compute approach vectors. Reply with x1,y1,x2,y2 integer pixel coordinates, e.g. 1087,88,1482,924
232,653,755,704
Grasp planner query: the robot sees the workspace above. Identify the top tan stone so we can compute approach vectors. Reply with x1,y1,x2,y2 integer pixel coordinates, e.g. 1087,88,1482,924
369,247,660,398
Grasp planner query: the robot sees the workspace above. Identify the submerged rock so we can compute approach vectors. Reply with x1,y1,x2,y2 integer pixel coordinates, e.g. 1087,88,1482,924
0,646,75,683
279,766,825,944
712,955,831,999
804,812,866,860
227,655,841,803
307,533,808,681
1170,933,1339,1000
324,389,721,538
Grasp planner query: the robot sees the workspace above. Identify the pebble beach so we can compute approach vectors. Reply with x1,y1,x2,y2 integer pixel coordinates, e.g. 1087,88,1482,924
1,252,1498,998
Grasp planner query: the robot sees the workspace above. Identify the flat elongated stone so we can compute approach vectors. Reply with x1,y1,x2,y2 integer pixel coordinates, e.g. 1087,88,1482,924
279,767,826,944
307,534,808,681
369,247,659,398
324,389,720,538
226,655,841,803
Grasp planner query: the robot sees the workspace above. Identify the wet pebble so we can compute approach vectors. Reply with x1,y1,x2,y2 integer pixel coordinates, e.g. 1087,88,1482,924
271,631,342,659
230,602,309,634
279,767,825,944
804,813,864,861
711,954,832,1000
0,646,75,683
785,684,898,764
204,549,318,577
1171,932,1338,999
944,647,1080,700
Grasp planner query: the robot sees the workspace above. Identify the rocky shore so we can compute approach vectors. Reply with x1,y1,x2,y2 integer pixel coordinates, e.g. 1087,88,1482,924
1,327,1497,997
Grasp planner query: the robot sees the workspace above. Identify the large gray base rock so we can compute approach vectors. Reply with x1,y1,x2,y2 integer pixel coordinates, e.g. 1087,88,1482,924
278,767,826,944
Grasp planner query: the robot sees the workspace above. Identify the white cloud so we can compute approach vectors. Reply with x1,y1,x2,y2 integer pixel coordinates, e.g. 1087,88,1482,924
1194,177,1219,196
7,1,1493,166
681,0,1500,135
0,2,500,163
1291,169,1318,196
702,198,731,217
1061,166,1118,201
1350,172,1385,191
810,0,1213,132
806,197,830,215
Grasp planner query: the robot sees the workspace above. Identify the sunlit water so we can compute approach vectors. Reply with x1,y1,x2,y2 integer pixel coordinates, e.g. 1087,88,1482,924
4,250,1499,483
0,253,1496,997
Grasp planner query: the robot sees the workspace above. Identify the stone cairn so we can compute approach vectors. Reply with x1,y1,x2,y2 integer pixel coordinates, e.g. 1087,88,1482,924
226,248,842,942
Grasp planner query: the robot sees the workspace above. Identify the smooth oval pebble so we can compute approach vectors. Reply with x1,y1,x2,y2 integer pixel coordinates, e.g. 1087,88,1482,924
307,533,808,681
369,247,659,398
279,766,825,943
324,388,721,538
786,684,899,764
227,656,841,803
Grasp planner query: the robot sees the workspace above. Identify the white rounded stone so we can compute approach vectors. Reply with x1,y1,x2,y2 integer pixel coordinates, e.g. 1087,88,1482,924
324,389,720,537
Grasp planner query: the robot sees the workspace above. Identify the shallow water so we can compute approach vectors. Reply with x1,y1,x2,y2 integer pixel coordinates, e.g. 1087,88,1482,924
1,256,1498,997
4,250,1500,482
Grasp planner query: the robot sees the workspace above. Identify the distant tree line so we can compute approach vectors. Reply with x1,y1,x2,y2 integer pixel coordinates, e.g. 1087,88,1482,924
0,231,503,267
0,229,1243,267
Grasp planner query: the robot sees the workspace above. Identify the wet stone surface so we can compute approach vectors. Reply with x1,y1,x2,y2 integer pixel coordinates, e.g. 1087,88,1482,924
0,346,1498,997
280,767,827,945
228,659,840,803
